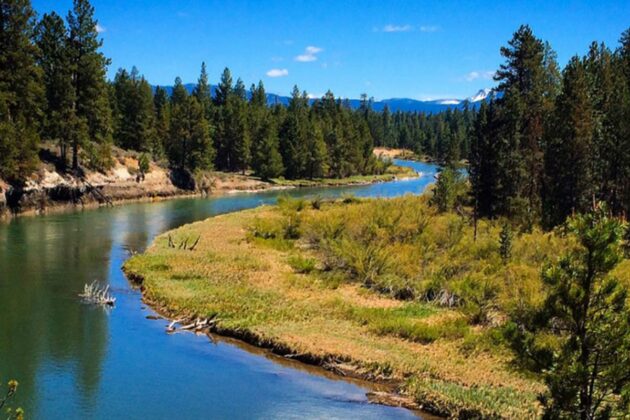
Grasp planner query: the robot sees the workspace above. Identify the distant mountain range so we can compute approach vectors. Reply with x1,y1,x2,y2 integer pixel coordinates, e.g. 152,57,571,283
154,84,493,113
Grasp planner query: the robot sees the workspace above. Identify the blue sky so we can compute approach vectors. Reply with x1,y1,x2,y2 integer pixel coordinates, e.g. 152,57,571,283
32,0,630,100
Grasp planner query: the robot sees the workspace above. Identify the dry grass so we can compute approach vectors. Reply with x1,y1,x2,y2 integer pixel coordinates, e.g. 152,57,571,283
123,197,579,418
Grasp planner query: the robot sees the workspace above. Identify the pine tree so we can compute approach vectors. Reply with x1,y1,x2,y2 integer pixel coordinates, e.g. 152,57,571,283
153,86,170,159
249,81,282,179
229,78,250,173
507,205,630,418
543,56,595,227
113,67,155,152
212,69,232,170
170,76,187,107
279,86,308,178
493,25,554,223
304,120,327,179
168,94,214,172
192,62,212,119
35,12,76,168
214,67,232,107
66,0,112,169
430,166,466,213
251,117,283,180
0,0,43,181
470,100,501,218
618,29,630,215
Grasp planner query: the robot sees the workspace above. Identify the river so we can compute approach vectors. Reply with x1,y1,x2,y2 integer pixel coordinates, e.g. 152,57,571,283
0,160,438,419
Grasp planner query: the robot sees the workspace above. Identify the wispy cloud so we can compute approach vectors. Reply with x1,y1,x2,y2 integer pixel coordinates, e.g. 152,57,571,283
464,71,495,82
95,23,106,33
419,25,439,32
375,24,439,33
295,46,323,62
382,24,413,33
266,68,289,78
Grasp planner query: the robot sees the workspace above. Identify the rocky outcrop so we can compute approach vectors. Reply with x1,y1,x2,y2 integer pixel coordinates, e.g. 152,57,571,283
0,162,192,217
0,159,278,218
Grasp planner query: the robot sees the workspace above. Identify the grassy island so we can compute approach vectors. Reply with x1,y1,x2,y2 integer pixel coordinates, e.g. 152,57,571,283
124,195,630,418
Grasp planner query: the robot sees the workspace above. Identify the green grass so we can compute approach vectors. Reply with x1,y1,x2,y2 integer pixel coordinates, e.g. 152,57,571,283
126,197,615,418
269,164,418,187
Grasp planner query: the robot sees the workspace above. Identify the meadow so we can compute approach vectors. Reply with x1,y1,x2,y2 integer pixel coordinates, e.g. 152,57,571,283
124,194,630,417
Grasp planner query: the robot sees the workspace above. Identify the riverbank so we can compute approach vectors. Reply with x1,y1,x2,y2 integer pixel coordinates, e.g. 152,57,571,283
123,196,552,418
0,154,416,219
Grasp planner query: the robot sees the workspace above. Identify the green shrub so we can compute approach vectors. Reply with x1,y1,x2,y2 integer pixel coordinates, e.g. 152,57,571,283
430,166,468,212
350,305,467,343
83,141,114,172
138,152,150,175
310,195,323,210
287,255,317,274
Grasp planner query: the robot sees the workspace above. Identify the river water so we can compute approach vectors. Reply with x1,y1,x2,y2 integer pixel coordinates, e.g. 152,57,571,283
0,160,438,419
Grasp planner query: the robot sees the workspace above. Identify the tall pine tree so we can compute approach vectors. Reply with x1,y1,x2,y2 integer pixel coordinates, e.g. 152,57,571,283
0,0,43,181
66,0,112,169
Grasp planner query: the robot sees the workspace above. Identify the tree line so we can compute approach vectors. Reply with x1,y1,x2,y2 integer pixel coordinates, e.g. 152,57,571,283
3,0,630,227
0,0,400,184
470,25,630,228
1,0,477,187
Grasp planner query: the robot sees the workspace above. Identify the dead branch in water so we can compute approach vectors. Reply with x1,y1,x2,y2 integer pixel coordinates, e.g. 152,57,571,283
166,317,217,333
79,281,116,306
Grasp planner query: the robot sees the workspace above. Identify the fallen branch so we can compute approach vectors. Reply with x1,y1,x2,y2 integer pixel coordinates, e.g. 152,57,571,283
79,281,116,306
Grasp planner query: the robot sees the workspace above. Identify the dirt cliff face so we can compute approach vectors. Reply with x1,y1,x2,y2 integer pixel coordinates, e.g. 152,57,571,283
0,157,276,218
0,161,191,217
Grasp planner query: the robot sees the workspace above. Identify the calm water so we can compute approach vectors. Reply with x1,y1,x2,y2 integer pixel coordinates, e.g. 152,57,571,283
0,160,438,419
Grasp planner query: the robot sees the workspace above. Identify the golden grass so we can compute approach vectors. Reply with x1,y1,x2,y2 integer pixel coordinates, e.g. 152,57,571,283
123,196,586,418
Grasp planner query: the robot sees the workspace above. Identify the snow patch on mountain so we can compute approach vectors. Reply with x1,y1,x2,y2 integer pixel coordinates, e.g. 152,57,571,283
467,88,493,102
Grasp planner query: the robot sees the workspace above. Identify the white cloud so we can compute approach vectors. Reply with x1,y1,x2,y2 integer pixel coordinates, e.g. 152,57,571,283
419,25,439,32
95,23,106,33
382,24,413,33
464,71,495,82
295,46,323,62
266,68,289,78
307,92,324,99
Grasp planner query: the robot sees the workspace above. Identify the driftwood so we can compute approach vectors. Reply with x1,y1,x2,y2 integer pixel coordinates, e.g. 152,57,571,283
166,317,217,333
79,281,116,306
167,234,200,251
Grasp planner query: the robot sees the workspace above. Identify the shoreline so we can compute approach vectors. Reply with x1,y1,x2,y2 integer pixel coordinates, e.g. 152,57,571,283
123,203,542,418
124,268,432,416
0,169,418,221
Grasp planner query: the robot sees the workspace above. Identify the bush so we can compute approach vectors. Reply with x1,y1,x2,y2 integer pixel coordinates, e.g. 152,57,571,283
83,141,114,172
287,255,317,273
430,166,467,212
138,152,150,175
310,195,323,210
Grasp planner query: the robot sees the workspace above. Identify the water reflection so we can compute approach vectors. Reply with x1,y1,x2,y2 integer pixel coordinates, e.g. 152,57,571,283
0,212,112,414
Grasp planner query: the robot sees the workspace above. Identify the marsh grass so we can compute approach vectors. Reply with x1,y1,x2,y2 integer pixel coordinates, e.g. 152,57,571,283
120,196,630,417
